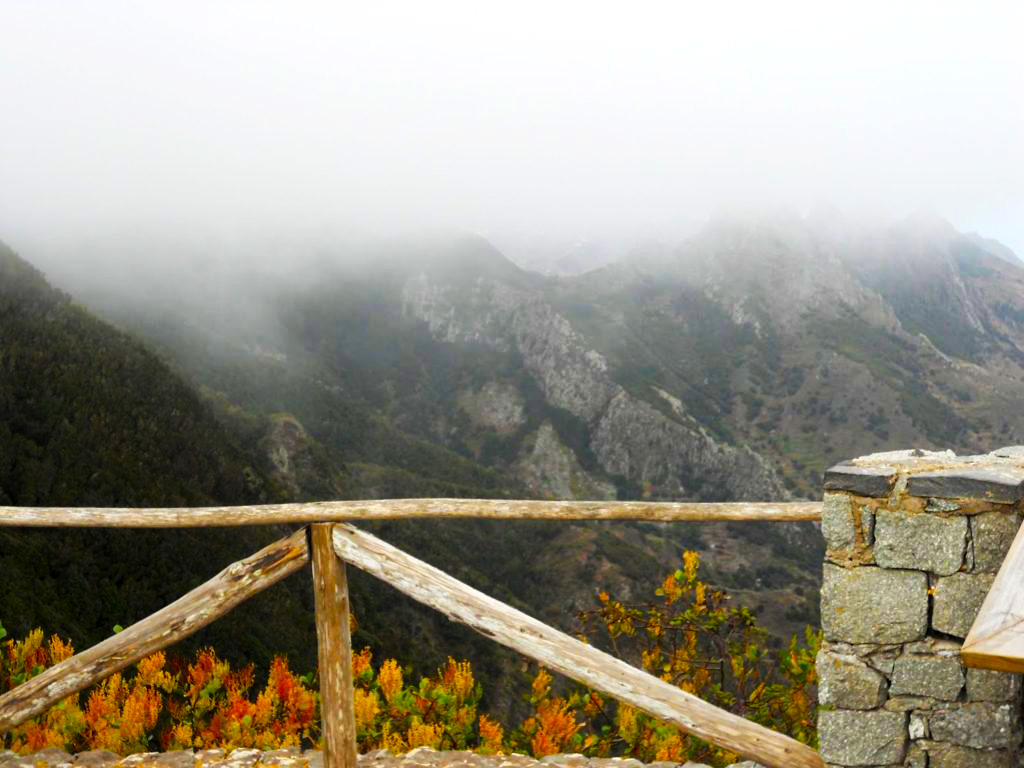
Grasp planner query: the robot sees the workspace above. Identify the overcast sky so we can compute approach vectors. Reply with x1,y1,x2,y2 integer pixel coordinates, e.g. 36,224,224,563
1,1,1022,257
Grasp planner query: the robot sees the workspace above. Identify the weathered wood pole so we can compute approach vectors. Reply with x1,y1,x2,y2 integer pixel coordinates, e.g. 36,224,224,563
0,499,823,527
332,523,824,768
0,528,309,733
311,524,357,768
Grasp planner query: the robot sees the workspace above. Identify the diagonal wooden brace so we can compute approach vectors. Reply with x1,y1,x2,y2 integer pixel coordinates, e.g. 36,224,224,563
0,528,309,732
331,523,824,768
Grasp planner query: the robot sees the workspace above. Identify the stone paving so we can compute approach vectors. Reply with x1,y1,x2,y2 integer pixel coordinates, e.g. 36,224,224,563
0,748,762,768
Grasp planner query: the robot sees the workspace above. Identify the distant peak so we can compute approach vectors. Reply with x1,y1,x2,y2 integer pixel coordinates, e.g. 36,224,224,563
899,210,958,238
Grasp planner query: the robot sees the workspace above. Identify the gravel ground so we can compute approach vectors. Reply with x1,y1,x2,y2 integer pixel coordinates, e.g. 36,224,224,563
0,748,763,768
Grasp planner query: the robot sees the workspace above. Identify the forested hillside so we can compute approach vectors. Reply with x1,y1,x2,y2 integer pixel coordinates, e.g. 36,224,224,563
0,241,319,673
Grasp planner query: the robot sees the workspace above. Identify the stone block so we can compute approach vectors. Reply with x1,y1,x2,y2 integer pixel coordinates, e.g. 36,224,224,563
72,752,121,768
816,649,887,709
863,647,901,677
220,749,262,768
904,743,927,768
971,511,1022,572
890,654,964,700
824,462,897,496
821,564,928,643
875,509,966,575
822,493,874,550
966,668,1021,702
818,709,907,765
922,742,1014,767
29,751,72,766
903,636,963,656
909,712,928,739
927,498,962,512
908,467,1024,503
929,703,1019,749
117,754,162,768
932,572,995,638
150,752,195,768
884,695,942,711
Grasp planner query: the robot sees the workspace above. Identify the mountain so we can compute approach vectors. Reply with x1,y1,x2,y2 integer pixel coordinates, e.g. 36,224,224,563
567,212,1024,493
0,241,324,674
15,212,1024,718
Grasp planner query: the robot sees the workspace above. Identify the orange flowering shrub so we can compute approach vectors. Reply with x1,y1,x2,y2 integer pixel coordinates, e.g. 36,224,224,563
0,623,317,755
510,668,584,758
0,618,497,758
1,552,818,767
1,626,86,753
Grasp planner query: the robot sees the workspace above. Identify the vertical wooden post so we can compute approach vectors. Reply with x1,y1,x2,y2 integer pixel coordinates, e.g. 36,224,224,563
311,524,357,768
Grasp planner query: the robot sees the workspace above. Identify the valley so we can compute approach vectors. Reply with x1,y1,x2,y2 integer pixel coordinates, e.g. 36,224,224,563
5,211,1024,720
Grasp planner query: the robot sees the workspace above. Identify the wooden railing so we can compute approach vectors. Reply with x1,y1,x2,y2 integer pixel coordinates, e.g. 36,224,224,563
0,499,825,768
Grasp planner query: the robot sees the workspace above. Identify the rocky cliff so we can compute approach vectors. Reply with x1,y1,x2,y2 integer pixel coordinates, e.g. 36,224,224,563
402,270,785,501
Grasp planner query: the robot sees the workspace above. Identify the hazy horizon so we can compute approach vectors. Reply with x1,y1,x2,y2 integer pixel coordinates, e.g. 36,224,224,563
1,2,1022,258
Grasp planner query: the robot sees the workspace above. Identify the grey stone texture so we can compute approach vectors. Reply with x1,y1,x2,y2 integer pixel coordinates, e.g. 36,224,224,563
909,712,928,739
903,636,963,655
822,493,875,550
921,743,1014,768
908,466,1024,503
819,448,1024,768
889,654,964,700
816,649,888,709
818,709,907,765
927,498,962,513
863,647,901,677
904,743,927,768
883,695,943,711
929,703,1020,749
73,753,121,768
874,509,967,575
150,754,195,768
259,751,304,767
966,668,1022,702
30,750,73,765
116,755,160,768
824,462,897,497
931,572,995,638
971,511,1022,572
821,563,928,643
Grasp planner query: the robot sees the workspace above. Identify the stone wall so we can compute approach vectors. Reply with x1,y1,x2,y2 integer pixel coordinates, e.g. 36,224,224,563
817,448,1024,768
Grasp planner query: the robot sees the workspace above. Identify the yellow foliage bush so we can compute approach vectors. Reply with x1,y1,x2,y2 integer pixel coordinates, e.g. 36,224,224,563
1,551,818,767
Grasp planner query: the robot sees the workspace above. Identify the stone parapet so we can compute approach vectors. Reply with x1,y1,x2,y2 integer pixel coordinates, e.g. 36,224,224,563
818,448,1024,767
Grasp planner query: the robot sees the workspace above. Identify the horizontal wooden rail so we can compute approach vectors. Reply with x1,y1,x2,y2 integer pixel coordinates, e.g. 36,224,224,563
331,523,824,768
0,499,821,527
0,529,309,731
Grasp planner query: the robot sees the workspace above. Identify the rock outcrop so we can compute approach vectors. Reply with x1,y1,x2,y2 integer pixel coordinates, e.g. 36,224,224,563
403,273,784,501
